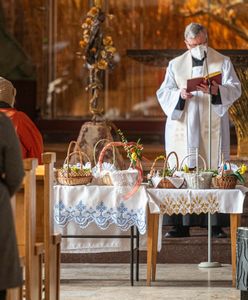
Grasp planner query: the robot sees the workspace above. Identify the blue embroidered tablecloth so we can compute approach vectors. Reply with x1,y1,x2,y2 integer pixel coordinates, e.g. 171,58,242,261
53,184,155,253
54,184,148,234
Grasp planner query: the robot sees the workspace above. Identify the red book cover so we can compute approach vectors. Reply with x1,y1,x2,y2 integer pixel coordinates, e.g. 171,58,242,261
187,72,222,92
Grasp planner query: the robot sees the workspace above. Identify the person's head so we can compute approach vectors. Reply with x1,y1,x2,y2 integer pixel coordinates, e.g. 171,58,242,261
0,77,16,107
184,23,208,60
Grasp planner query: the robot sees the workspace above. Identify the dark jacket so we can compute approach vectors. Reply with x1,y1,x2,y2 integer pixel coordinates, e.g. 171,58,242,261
0,112,24,290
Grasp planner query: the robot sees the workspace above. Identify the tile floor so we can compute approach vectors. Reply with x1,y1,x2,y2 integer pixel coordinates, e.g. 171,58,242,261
60,263,240,299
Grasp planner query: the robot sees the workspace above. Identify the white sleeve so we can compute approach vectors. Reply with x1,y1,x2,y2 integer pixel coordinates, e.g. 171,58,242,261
213,57,241,117
156,62,183,120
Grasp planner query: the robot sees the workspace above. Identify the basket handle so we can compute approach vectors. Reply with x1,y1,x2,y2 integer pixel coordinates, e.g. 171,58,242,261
220,160,232,177
65,141,81,161
98,141,138,171
164,151,179,173
98,141,143,200
93,139,116,166
179,153,207,170
64,150,91,168
63,141,82,169
149,155,166,177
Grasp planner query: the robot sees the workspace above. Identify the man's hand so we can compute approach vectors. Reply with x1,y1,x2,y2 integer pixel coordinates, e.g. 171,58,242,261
180,88,193,100
196,83,209,93
196,80,219,95
210,80,219,95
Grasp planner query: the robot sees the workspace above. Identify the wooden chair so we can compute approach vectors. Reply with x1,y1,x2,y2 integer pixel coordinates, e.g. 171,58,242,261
10,158,44,300
43,152,61,300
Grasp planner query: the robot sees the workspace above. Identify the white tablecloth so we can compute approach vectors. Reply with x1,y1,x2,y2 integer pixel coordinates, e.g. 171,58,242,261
147,185,248,215
54,184,162,253
54,184,247,253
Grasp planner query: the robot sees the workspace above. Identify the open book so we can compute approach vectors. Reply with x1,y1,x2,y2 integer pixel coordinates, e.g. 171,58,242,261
186,71,222,93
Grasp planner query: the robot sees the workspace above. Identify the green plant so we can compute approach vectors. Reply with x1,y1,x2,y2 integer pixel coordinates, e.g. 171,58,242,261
117,129,143,167
160,167,176,177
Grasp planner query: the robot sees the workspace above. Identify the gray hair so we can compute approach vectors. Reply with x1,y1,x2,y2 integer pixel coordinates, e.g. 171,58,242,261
184,23,207,40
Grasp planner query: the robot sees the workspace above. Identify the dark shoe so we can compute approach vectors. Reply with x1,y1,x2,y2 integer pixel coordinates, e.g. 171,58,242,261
164,226,190,238
212,226,227,238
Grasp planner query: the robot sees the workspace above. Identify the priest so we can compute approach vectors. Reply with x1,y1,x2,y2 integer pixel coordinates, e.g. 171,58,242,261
156,22,241,238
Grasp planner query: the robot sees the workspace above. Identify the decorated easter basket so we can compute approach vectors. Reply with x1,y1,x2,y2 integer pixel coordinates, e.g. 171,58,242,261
180,154,213,189
93,138,116,186
98,141,143,199
57,141,92,186
149,151,184,189
213,161,237,189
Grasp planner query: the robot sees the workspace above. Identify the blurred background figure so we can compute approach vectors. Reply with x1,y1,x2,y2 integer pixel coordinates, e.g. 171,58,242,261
0,112,24,300
0,77,43,164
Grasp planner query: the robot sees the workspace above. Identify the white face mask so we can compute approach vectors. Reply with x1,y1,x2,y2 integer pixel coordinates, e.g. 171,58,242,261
190,45,208,60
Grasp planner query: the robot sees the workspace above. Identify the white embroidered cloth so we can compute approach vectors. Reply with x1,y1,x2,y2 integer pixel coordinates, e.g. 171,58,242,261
54,184,162,253
151,176,185,189
147,185,248,215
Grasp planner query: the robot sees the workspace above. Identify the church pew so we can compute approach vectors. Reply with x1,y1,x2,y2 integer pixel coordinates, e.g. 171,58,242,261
42,152,61,300
10,154,61,300
13,158,44,300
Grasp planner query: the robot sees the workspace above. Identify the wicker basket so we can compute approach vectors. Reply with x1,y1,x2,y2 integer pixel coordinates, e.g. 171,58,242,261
93,139,116,186
98,141,143,199
213,161,237,189
57,141,92,186
149,151,183,189
180,154,213,189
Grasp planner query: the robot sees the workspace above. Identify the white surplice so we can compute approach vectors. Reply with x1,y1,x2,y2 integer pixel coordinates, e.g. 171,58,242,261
156,47,241,168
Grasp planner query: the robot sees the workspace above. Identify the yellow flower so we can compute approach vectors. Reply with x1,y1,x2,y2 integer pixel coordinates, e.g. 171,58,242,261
131,152,137,161
79,40,88,48
103,36,113,46
81,23,88,29
85,17,93,26
100,50,107,58
183,164,189,173
87,6,99,17
97,59,108,69
239,164,247,175
105,46,116,54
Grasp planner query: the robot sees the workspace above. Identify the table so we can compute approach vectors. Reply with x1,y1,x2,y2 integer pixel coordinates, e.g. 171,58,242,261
146,187,248,286
53,184,162,285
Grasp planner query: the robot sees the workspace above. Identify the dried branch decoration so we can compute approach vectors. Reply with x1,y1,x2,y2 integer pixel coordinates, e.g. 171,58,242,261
79,0,116,119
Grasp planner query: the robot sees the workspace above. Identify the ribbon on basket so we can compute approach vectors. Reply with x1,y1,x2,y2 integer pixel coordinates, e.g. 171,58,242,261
98,141,143,199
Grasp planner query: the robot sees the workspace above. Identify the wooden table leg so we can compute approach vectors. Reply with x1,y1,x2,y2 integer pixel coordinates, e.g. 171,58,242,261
230,213,241,287
146,209,154,286
152,214,159,282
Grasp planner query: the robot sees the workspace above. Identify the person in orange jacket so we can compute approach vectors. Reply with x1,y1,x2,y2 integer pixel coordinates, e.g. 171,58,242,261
0,77,43,164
